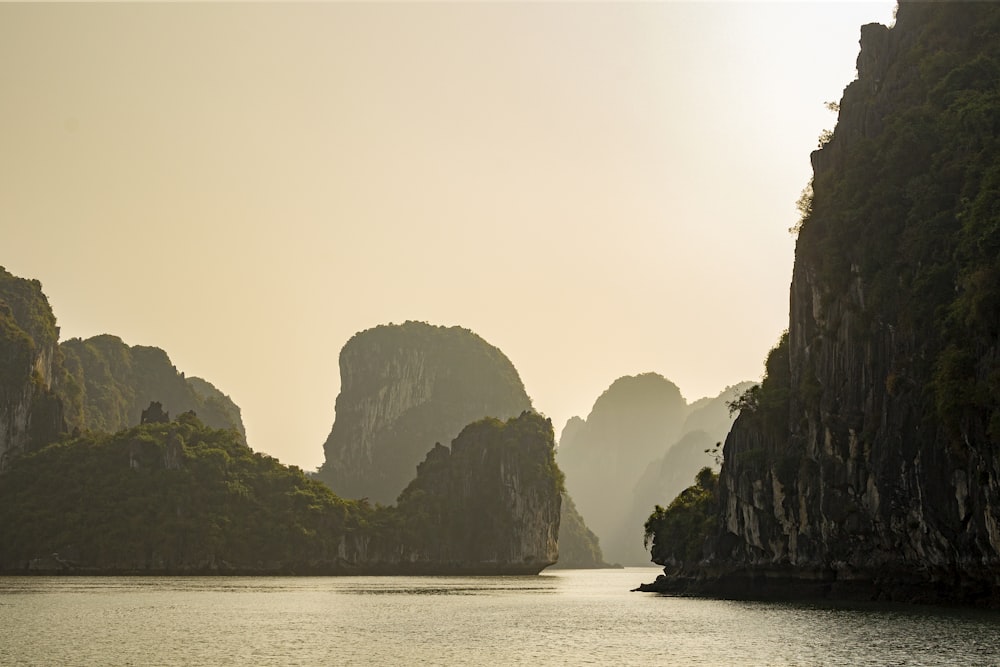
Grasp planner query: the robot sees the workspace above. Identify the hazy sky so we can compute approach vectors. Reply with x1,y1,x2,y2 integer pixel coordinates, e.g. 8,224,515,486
2,1,895,471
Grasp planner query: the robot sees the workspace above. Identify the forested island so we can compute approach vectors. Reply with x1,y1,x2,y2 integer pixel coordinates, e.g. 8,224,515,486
0,408,561,574
641,1,1000,606
0,269,564,574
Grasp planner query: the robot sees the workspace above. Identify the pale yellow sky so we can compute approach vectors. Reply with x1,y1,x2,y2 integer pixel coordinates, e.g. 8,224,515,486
1,1,895,470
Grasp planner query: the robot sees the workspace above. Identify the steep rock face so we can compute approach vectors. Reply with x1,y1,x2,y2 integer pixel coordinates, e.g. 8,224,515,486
59,335,245,438
363,412,562,573
682,2,1000,604
0,267,63,468
316,321,532,504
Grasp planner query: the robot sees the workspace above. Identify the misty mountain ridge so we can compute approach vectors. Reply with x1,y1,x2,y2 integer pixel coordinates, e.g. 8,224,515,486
557,374,751,565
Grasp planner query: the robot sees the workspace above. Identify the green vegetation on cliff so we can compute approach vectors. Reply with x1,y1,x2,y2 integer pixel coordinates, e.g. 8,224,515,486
0,267,64,462
644,2,1000,604
0,410,563,574
0,413,362,571
799,5,1000,443
377,411,562,569
0,267,58,355
0,266,244,475
59,335,244,438
644,467,718,569
727,333,790,437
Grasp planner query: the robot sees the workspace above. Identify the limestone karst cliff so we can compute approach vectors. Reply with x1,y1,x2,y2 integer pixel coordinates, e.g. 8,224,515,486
646,1,1000,605
315,320,603,566
60,335,245,438
0,267,64,469
364,411,563,573
316,321,534,504
0,266,243,471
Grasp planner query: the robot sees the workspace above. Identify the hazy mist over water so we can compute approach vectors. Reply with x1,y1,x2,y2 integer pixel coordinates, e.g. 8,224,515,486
3,569,1000,666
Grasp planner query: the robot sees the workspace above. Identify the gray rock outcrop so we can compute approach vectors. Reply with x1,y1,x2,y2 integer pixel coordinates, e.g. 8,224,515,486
316,321,533,504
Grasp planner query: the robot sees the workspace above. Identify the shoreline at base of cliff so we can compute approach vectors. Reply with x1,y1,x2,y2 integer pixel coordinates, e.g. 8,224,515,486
633,566,1000,608
2,561,555,577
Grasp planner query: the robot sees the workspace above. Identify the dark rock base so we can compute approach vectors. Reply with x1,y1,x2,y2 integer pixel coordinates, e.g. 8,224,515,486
634,566,1000,608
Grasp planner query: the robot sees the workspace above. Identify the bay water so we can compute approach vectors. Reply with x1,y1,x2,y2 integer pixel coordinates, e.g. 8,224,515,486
2,567,1000,665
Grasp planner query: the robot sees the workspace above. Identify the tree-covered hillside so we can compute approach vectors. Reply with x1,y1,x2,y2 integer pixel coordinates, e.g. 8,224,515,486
60,335,244,438
0,411,563,574
0,413,362,572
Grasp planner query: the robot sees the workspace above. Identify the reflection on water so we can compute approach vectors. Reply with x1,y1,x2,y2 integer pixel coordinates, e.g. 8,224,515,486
0,575,560,597
2,568,999,666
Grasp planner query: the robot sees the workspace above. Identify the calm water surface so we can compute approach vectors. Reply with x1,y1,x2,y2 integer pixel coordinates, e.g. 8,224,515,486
2,567,1000,666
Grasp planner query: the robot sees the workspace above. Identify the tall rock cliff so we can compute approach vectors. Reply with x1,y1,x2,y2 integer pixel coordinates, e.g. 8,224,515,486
316,321,533,504
364,411,562,573
0,267,244,470
0,267,64,469
59,335,245,439
656,2,1000,604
